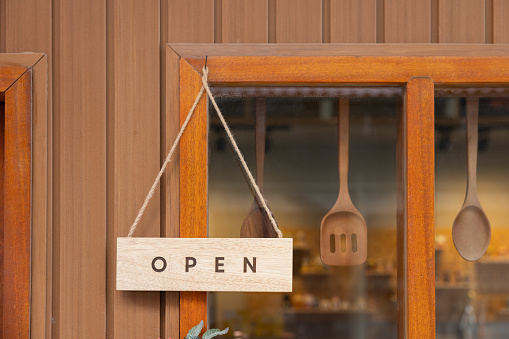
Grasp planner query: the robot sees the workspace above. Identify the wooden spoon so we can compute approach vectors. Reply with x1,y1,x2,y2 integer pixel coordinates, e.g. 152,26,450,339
452,97,491,261
240,98,278,238
320,98,367,266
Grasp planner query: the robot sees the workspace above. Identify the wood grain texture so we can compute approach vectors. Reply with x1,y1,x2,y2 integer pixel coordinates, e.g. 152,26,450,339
439,0,485,43
179,60,207,339
221,0,268,43
330,0,377,43
117,238,293,292
192,56,509,85
0,65,26,91
0,101,3,334
385,0,431,42
493,0,509,43
3,69,31,339
4,0,52,53
275,0,322,42
52,0,106,337
0,53,50,338
162,44,182,339
106,0,161,338
163,0,214,334
170,43,509,58
29,55,51,339
167,0,214,42
405,77,435,339
0,0,4,52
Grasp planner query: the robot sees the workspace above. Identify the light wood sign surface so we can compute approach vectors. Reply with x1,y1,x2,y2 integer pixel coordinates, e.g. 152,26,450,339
117,238,293,292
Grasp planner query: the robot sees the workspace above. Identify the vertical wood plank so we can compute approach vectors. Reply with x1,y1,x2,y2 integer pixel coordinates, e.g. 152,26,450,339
3,2,53,335
385,0,431,42
439,0,485,43
179,60,207,339
52,0,106,337
30,56,51,339
0,0,5,52
493,0,509,43
329,0,377,43
221,0,268,43
163,2,214,338
0,101,3,334
485,0,493,43
275,0,322,42
404,77,435,339
163,45,182,339
106,0,161,338
167,0,214,42
4,0,52,53
4,70,31,339
268,0,277,42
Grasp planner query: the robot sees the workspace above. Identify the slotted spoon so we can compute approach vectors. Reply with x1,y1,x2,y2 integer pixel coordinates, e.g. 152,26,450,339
320,98,367,266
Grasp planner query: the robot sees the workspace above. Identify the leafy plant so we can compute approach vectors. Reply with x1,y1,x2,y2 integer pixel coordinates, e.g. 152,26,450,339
185,320,229,339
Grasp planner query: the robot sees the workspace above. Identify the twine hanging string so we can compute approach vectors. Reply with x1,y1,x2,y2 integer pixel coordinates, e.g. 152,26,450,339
128,67,282,238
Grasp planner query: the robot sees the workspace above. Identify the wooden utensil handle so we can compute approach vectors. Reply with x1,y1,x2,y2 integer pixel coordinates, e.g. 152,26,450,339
339,97,350,196
466,97,479,201
255,98,266,191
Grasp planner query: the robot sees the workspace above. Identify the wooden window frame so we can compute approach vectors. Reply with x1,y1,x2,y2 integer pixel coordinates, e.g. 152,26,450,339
0,54,48,338
167,44,509,339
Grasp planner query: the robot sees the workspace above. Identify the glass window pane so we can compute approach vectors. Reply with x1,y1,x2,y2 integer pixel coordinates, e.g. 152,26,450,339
435,90,509,339
208,88,401,339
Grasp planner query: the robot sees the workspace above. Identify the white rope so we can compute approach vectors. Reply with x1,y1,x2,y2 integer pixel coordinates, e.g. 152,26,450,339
128,67,282,238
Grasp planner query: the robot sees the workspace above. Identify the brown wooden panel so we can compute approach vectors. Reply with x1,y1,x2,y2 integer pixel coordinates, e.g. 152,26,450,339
222,0,268,43
162,0,214,336
106,0,161,338
0,55,49,339
170,43,509,58
190,56,509,85
4,69,31,339
385,0,431,42
0,0,5,52
0,100,3,334
179,60,207,339
4,0,52,53
167,0,214,42
0,66,26,91
29,56,51,339
163,45,181,339
275,0,322,42
439,0,485,43
3,0,52,331
330,0,376,43
52,0,106,337
404,77,435,339
493,0,509,43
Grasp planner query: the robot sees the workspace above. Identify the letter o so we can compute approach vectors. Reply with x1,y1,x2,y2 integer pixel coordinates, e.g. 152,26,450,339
151,256,167,272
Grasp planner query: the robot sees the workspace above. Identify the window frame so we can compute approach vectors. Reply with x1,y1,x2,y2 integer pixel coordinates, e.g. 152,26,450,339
167,44,509,339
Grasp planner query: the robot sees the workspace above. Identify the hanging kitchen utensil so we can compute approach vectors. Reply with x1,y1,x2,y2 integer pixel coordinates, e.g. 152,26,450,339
452,97,491,261
241,98,279,238
320,98,367,266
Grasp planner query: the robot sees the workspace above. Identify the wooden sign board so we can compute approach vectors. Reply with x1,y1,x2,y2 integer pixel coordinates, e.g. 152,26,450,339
117,238,293,292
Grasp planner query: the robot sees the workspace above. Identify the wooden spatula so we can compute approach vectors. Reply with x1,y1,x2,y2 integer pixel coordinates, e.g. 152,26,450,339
320,98,367,266
240,98,278,238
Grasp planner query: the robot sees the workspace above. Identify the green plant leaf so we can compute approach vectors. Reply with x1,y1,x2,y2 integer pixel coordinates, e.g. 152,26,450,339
202,327,229,339
186,320,204,339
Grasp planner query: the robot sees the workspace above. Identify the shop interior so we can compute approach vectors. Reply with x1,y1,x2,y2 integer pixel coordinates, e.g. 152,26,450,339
207,89,509,339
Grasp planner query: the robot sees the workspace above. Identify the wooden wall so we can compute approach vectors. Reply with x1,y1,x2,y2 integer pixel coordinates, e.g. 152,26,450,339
0,0,508,338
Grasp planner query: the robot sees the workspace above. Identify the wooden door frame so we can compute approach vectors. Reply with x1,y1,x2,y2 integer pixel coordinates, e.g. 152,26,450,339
166,44,509,339
0,54,49,338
